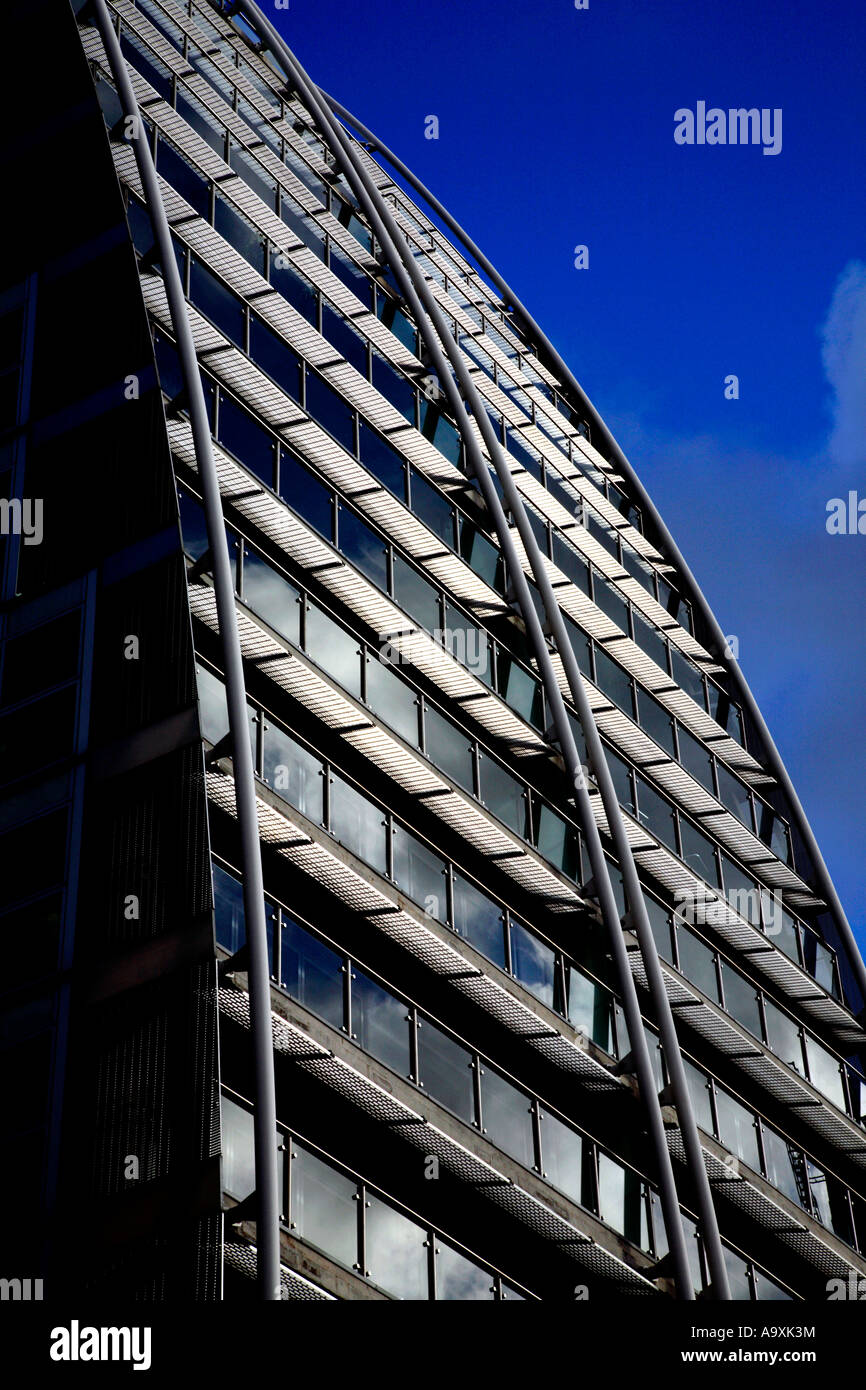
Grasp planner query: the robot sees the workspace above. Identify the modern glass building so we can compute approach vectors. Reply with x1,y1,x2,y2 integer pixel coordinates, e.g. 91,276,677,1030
2,0,865,1303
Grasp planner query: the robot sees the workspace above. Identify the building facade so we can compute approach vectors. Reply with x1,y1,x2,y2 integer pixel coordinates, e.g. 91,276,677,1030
1,0,865,1302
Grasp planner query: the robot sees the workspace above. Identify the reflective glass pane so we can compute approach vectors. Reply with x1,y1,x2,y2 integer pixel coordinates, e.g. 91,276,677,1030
338,508,388,590
189,256,244,344
269,250,317,320
305,371,355,453
392,554,440,632
539,1108,583,1204
305,604,361,697
243,551,300,645
480,1066,534,1167
392,825,446,921
435,1241,494,1300
592,577,628,632
632,610,669,670
720,961,762,1039
443,607,493,686
358,420,404,494
677,725,714,792
671,648,705,705
636,687,676,756
723,1246,752,1301
593,646,633,713
805,1036,846,1112
716,762,753,825
679,819,718,886
280,916,343,1028
262,722,323,822
249,316,302,399
365,656,418,744
365,1197,428,1299
566,968,613,1051
351,969,410,1075
458,518,502,590
682,1058,714,1133
497,651,543,728
478,754,526,836
424,704,474,789
761,1126,808,1208
533,803,581,880
330,773,386,874
720,854,760,923
762,998,803,1071
290,1144,357,1269
634,774,677,851
322,302,368,375
753,1270,793,1301
510,919,556,1009
714,1087,760,1171
607,749,636,817
221,1097,255,1201
218,393,275,486
278,449,332,536
451,873,505,968
410,471,453,546
416,1019,474,1122
213,862,245,954
676,929,719,1001
644,895,673,962
216,196,265,272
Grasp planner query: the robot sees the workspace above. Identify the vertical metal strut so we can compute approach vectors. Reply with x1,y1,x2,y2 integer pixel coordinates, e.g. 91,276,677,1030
90,0,282,1300
230,0,725,1299
320,93,866,1019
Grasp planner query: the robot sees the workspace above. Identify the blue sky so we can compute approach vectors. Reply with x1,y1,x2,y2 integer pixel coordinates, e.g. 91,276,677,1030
274,0,866,954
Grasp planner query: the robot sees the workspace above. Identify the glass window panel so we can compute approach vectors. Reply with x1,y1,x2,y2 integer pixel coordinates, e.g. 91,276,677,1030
218,394,275,486
351,969,410,1076
305,371,355,453
720,854,761,924
679,819,718,886
304,604,361,697
330,772,387,875
410,470,453,546
175,88,224,154
249,316,302,399
716,762,753,825
676,930,719,1001
442,606,493,687
196,662,229,744
480,1066,534,1167
597,1152,627,1232
593,646,633,714
632,610,670,670
189,256,244,344
278,449,332,536
478,754,526,836
280,198,326,260
290,1144,357,1269
392,824,446,921
683,1058,714,1133
805,1036,846,1111
636,687,676,757
592,576,628,632
220,1097,256,1201
329,244,371,304
671,648,705,706
458,518,502,590
621,544,655,594
392,554,440,632
154,329,184,401
644,895,673,962
607,749,636,817
497,650,543,728
372,352,416,423
715,1087,760,1171
451,873,505,968
212,862,245,954
634,774,677,851
760,1126,808,1208
723,1246,752,1301
435,1241,494,1300
753,1269,793,1301
533,803,581,881
280,915,343,1028
416,1019,474,1122
365,1197,428,1299
566,968,613,1052
156,139,211,217
338,508,388,590
565,618,593,678
807,1161,854,1243
358,420,405,494
121,32,173,102
551,534,590,594
720,961,762,1039
762,998,803,1071
178,487,209,561
269,250,317,321
677,725,714,792
262,722,323,822
365,657,418,744
215,194,266,272
424,704,473,789
242,551,300,645
510,919,556,1009
538,1108,583,1204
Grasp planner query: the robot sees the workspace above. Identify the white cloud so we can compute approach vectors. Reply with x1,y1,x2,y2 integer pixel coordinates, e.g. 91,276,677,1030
820,259,866,470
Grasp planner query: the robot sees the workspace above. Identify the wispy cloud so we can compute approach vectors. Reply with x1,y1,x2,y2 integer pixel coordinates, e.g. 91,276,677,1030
820,259,866,472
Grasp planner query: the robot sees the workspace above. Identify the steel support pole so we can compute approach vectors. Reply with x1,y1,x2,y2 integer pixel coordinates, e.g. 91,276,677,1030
320,93,866,1016
232,0,708,1299
90,0,281,1300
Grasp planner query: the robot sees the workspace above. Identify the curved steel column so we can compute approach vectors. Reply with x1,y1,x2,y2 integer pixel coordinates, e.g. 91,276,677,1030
232,0,706,1299
320,94,866,1014
90,0,281,1300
